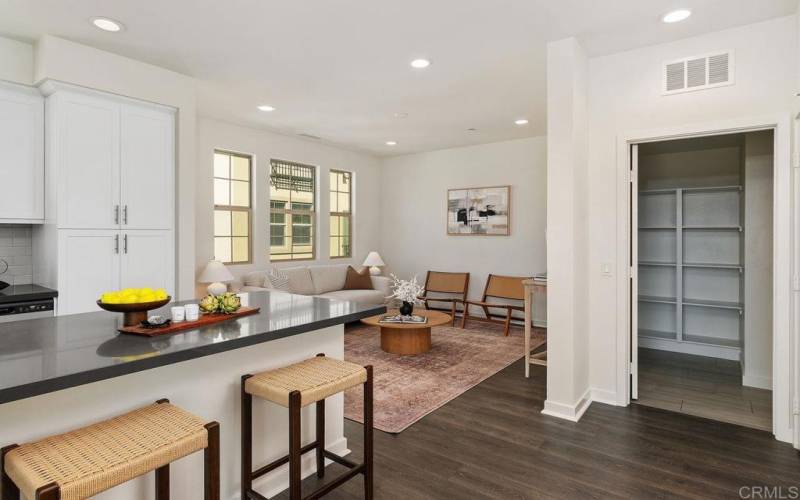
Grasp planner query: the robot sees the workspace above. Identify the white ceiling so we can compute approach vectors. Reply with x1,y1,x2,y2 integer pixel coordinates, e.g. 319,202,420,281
0,0,795,156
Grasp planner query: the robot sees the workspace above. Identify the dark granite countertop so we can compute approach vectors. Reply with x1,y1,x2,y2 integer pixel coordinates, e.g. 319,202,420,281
0,291,385,404
0,284,58,305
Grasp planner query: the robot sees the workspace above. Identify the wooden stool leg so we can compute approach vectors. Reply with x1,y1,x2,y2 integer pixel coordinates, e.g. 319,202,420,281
241,374,253,498
155,464,169,500
460,304,469,329
450,301,457,326
204,422,220,500
289,390,302,500
363,365,374,500
35,482,59,499
504,308,512,336
316,398,325,478
1,445,20,500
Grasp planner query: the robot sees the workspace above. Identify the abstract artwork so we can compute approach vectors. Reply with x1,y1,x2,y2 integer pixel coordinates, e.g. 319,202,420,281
447,186,510,235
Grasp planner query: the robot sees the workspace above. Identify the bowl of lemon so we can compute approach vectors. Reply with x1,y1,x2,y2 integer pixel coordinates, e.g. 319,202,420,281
97,288,171,326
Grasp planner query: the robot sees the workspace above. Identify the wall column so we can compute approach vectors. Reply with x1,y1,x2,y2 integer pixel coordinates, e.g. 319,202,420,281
543,37,591,421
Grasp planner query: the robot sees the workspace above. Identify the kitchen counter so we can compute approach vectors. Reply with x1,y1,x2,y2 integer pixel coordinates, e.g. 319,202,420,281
0,283,58,305
0,290,383,404
0,290,385,499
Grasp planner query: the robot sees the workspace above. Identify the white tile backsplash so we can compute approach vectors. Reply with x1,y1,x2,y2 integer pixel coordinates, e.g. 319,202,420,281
0,224,33,285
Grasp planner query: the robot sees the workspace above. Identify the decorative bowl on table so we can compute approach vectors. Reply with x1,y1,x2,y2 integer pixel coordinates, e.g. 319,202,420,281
97,297,172,327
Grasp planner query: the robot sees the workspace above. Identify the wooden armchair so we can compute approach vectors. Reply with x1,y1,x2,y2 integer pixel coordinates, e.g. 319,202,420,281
460,274,532,336
418,271,470,326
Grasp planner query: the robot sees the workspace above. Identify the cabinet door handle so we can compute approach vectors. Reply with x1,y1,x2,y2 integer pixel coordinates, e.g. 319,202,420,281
114,234,119,254
114,205,120,225
123,234,128,254
123,205,128,225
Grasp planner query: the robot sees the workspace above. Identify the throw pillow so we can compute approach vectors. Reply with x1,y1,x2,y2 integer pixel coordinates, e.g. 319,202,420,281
268,268,290,291
343,266,374,290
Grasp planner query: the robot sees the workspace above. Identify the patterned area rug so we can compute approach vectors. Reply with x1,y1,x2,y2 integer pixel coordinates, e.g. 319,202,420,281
343,321,546,433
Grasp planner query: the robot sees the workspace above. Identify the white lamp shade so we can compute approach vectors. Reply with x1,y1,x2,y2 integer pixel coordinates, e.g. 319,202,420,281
362,251,385,267
198,260,234,283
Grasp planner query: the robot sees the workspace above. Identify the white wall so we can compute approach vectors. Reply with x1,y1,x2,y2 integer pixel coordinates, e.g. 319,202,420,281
743,130,774,390
584,15,797,401
33,35,199,299
0,35,33,85
543,37,591,419
196,117,383,295
379,137,547,319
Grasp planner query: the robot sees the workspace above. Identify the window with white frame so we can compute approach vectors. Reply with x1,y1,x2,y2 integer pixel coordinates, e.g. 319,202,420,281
269,160,316,261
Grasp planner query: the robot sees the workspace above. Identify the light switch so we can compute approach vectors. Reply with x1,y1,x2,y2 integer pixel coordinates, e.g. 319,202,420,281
601,263,613,276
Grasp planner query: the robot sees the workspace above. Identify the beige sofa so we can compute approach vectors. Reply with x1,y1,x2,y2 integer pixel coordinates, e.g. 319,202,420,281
229,264,390,305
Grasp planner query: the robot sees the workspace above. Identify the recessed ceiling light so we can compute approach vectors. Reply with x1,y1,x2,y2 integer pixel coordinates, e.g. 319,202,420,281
410,59,431,69
662,9,691,23
394,112,409,119
257,105,275,112
385,141,397,146
467,128,478,132
91,17,124,32
514,119,529,125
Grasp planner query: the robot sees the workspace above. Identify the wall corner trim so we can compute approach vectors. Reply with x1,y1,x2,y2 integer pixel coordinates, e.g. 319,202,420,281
542,388,592,422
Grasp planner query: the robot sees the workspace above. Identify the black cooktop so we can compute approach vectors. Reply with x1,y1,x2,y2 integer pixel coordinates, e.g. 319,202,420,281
0,284,58,304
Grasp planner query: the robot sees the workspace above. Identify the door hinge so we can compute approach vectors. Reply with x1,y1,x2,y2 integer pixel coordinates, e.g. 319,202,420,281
630,361,635,373
629,266,635,279
793,274,800,292
793,399,799,416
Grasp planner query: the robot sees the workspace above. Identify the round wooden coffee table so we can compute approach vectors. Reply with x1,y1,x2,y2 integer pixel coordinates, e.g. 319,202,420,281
361,309,452,355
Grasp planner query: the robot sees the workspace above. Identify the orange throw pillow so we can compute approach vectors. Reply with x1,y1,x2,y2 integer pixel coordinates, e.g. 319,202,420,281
343,266,374,290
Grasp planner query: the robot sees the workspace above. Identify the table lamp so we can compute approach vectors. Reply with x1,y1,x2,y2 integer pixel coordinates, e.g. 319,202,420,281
199,259,234,296
362,251,385,276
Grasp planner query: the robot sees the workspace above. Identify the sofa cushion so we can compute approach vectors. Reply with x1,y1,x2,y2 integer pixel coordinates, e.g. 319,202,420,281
282,267,315,295
320,289,385,305
310,265,349,294
244,271,272,289
343,266,374,290
268,268,290,291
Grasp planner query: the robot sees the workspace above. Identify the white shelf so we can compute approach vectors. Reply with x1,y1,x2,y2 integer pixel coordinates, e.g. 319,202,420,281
683,298,743,311
638,328,677,340
683,334,741,348
639,295,678,305
683,262,743,270
637,182,743,358
683,225,742,231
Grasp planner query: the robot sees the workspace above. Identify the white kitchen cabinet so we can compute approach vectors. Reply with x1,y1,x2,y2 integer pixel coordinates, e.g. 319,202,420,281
57,230,121,315
120,230,174,295
52,91,120,229
120,105,175,230
0,82,43,223
35,82,177,314
56,229,174,315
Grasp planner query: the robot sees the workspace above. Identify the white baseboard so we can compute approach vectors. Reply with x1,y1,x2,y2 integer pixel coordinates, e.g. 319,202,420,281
542,388,591,422
639,336,740,361
590,388,619,406
742,373,773,390
243,437,350,500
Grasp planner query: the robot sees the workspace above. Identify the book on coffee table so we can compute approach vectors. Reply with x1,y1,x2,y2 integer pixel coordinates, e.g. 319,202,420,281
379,314,428,324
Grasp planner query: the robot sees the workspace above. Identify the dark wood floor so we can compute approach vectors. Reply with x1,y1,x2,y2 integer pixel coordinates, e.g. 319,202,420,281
637,348,772,431
273,359,800,499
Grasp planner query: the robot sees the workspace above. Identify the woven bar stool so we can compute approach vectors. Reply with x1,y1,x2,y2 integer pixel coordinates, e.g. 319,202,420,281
0,399,219,500
241,354,373,500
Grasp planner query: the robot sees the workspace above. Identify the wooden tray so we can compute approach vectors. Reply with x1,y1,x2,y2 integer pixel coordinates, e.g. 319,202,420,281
118,307,260,337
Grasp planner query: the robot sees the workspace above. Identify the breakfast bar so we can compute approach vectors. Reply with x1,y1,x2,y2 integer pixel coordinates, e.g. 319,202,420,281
0,291,384,499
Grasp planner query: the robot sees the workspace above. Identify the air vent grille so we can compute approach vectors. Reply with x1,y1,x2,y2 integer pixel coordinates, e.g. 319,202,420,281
665,62,685,92
707,53,730,84
662,51,734,95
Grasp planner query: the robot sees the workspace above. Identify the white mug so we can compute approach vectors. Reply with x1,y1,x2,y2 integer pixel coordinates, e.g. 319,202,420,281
170,306,186,323
185,303,200,321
